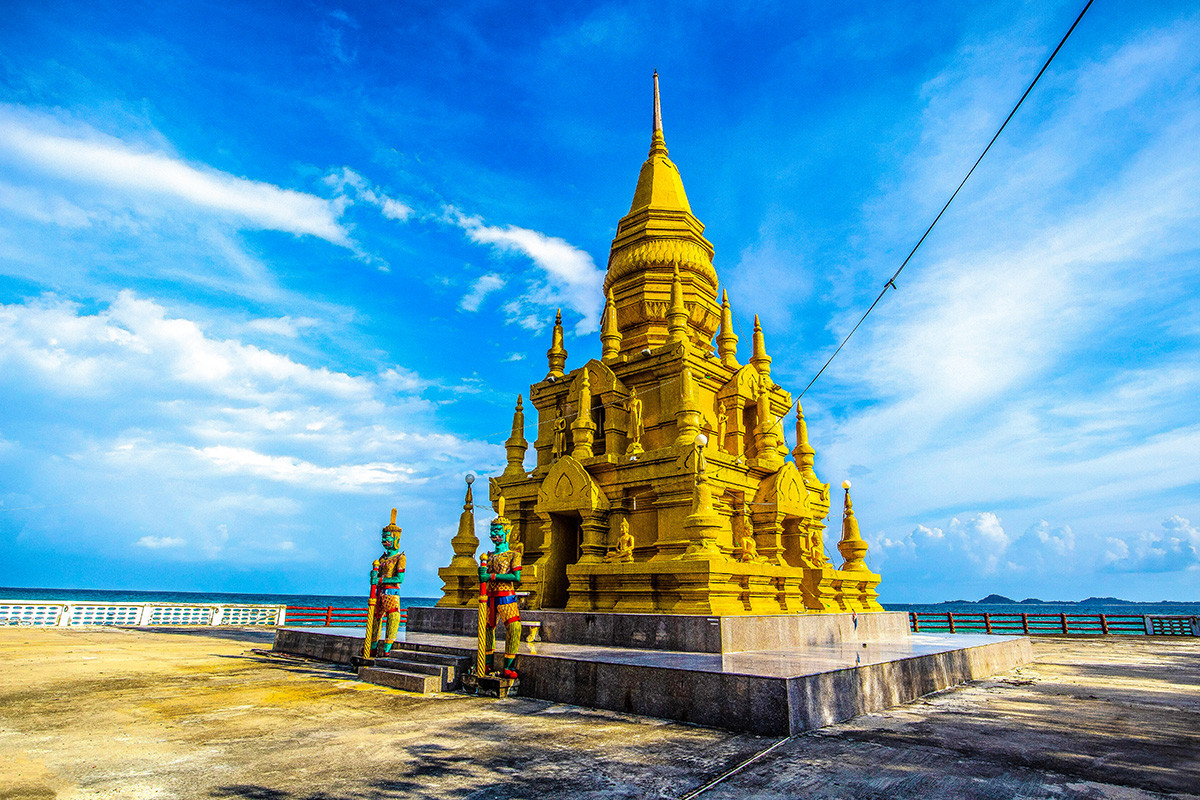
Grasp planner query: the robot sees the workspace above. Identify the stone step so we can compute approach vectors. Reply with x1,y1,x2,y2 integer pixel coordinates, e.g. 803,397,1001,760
373,657,459,689
357,666,441,694
373,657,445,677
378,650,470,669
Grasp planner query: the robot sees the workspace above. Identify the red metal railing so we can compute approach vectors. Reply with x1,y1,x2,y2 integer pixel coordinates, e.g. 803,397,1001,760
909,611,1198,636
284,606,408,627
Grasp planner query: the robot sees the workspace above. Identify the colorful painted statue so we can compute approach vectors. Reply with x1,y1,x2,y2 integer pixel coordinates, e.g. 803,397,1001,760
478,495,523,678
366,509,406,657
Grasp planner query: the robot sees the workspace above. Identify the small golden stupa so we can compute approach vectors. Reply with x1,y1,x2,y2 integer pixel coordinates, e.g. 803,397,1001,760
438,74,882,615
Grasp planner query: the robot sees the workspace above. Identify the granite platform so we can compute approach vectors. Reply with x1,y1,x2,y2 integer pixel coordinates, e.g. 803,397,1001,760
272,619,1033,735
406,605,911,653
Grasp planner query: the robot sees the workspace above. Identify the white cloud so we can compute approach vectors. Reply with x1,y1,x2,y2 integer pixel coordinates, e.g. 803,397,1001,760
244,316,320,338
198,445,419,491
324,166,412,221
1011,521,1076,573
459,272,505,312
1104,516,1200,573
0,105,349,244
0,291,371,402
136,535,185,549
0,292,502,492
0,179,92,228
797,20,1200,602
501,299,545,332
878,512,1012,577
444,205,604,333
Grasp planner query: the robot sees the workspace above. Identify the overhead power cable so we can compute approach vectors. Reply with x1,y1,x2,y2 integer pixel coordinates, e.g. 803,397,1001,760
798,0,1095,400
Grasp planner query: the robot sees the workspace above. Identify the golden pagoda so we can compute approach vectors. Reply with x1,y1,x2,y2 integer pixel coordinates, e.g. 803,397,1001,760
438,73,883,615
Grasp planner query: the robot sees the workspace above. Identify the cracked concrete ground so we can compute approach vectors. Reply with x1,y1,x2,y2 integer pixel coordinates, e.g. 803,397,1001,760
0,628,1196,799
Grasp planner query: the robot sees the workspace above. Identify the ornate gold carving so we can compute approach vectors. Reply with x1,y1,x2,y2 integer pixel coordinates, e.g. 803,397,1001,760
535,456,611,515
607,238,717,289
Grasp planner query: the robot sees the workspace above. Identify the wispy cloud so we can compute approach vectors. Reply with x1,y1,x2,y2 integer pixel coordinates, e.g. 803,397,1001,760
136,535,186,549
0,179,93,228
0,292,503,565
783,18,1200,600
198,445,420,491
0,105,350,244
324,166,412,221
459,272,505,312
443,205,604,333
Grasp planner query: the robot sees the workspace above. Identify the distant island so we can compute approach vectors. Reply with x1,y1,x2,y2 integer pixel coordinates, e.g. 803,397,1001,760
937,595,1183,606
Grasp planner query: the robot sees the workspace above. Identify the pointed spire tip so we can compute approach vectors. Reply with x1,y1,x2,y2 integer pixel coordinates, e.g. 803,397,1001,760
653,71,662,134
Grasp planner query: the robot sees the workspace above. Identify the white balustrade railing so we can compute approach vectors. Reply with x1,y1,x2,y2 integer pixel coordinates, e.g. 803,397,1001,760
0,600,286,627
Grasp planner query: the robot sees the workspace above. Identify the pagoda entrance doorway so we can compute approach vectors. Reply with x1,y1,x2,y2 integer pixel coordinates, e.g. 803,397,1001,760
532,455,610,609
541,512,581,608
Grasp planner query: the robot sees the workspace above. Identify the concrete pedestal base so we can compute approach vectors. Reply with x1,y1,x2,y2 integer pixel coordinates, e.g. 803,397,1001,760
406,606,911,653
272,621,1033,735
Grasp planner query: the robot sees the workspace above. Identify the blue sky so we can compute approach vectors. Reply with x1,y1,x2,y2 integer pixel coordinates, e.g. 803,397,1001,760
1,0,1197,602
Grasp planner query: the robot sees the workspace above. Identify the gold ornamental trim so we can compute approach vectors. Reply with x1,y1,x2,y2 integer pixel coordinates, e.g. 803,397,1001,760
606,238,718,291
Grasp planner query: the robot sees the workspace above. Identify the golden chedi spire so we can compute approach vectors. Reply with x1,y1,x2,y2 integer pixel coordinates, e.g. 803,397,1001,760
503,395,528,477
447,474,479,568
792,403,816,477
837,480,869,571
570,368,595,459
716,290,739,366
667,264,687,345
673,362,702,448
751,314,772,382
546,309,567,379
605,72,720,354
600,288,621,362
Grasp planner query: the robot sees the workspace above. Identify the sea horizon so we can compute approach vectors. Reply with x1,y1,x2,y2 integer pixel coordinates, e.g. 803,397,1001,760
3,586,1197,616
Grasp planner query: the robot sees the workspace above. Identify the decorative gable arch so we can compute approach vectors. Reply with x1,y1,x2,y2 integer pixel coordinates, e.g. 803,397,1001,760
535,455,611,515
716,364,761,405
580,358,627,399
753,461,810,520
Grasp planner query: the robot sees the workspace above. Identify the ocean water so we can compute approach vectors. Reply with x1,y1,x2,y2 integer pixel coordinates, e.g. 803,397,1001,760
885,601,1200,616
3,587,1196,616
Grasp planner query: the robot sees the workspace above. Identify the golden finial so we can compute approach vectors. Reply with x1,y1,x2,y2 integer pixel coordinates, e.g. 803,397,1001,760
447,473,479,566
838,479,868,571
650,71,667,157
389,508,397,526
546,309,567,379
497,493,506,519
716,290,738,366
792,403,816,475
750,314,772,381
674,361,701,447
571,368,595,459
653,70,662,133
503,394,528,477
600,287,621,361
667,264,687,345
